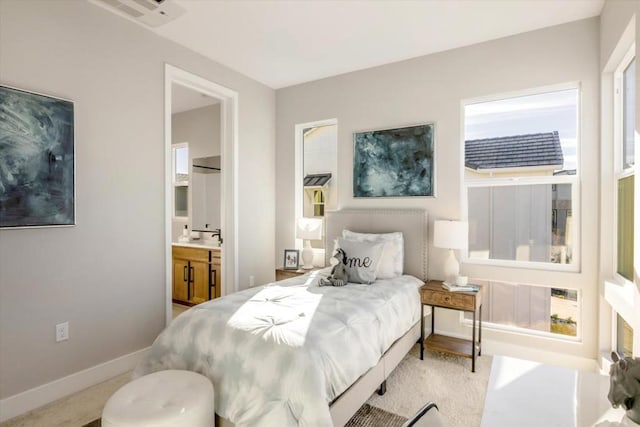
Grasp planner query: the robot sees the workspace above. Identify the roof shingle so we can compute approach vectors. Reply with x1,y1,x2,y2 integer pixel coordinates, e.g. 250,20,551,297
303,173,332,187
465,131,564,170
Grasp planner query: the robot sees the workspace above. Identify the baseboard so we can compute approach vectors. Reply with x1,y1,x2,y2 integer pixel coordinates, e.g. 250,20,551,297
0,347,150,423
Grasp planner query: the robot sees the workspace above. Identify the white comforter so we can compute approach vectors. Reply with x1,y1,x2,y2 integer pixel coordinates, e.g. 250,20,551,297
134,268,422,427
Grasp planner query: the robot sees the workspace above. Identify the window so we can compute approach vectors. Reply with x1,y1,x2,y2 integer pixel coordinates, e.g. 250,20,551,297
296,120,337,252
465,280,579,338
463,87,581,339
615,54,635,282
464,87,579,269
172,143,189,218
617,314,634,358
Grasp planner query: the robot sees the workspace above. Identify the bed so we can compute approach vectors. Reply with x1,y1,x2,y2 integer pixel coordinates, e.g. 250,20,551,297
135,209,428,427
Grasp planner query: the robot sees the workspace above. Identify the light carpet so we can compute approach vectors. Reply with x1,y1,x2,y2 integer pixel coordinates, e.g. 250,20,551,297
1,345,490,427
367,345,492,427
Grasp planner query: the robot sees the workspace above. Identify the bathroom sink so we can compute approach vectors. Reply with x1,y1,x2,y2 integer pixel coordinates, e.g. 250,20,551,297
202,239,220,247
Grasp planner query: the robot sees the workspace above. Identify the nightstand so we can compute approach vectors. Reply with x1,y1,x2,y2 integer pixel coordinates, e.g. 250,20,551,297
420,280,483,372
275,267,320,281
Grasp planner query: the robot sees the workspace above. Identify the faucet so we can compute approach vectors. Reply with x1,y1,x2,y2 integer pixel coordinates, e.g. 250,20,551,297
211,229,223,244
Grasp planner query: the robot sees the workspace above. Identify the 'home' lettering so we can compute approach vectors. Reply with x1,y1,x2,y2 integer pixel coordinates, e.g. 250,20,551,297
345,256,373,268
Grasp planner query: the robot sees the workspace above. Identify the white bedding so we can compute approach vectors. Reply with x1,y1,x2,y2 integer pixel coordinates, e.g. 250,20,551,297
134,268,422,427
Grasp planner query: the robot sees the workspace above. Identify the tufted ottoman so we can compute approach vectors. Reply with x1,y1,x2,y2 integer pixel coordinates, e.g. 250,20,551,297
102,370,215,427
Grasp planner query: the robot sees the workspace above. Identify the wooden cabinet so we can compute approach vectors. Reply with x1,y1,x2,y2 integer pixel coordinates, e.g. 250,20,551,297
190,260,210,304
172,246,222,305
211,252,221,299
172,258,190,302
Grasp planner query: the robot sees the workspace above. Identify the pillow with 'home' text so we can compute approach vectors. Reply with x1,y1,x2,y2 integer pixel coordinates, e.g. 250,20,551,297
342,230,404,279
336,238,385,284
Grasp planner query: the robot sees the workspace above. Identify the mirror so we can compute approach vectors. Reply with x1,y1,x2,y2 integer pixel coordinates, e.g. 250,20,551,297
192,155,221,232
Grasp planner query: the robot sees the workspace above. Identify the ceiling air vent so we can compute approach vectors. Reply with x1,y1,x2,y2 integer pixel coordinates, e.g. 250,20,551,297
96,0,186,28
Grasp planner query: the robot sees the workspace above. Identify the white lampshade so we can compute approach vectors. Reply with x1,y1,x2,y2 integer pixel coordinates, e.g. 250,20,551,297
296,218,323,241
433,220,468,250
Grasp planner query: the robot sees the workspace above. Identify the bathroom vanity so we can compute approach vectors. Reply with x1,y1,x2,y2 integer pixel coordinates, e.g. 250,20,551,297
172,243,221,305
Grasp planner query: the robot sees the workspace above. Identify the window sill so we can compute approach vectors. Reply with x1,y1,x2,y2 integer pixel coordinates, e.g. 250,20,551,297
460,315,581,343
463,256,580,273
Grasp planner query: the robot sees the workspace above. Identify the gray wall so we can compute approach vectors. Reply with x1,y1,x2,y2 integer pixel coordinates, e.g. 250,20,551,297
276,18,600,361
172,104,221,159
0,0,275,399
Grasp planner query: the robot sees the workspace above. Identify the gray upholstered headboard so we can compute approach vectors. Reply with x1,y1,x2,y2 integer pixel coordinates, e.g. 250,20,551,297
324,209,428,280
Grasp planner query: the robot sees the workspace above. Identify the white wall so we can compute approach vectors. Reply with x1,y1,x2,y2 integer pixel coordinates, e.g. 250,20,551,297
276,18,600,363
0,0,275,406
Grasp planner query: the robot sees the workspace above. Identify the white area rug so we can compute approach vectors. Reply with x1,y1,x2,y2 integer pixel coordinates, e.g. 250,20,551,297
367,344,492,427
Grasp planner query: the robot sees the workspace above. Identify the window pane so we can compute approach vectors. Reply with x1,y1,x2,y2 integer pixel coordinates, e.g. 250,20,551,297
174,186,188,217
617,175,634,280
617,314,634,358
623,59,635,170
468,183,573,264
465,89,578,177
174,146,189,182
465,280,578,337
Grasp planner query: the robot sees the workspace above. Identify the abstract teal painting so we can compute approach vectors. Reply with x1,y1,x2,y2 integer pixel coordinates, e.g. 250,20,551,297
0,85,75,227
353,124,434,197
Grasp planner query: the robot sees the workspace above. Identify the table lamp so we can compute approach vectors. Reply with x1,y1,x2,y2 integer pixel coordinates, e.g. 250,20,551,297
296,218,323,269
433,220,468,284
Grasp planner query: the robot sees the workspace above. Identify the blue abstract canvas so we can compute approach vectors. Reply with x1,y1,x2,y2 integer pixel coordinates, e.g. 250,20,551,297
0,85,75,227
353,124,434,197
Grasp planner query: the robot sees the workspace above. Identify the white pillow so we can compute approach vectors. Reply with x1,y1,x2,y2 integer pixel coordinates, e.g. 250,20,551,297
336,238,385,284
342,230,404,279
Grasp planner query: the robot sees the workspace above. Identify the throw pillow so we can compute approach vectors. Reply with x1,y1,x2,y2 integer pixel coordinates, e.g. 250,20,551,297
336,238,385,284
342,230,404,279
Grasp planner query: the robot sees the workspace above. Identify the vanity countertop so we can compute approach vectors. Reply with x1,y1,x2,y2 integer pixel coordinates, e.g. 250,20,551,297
172,242,222,251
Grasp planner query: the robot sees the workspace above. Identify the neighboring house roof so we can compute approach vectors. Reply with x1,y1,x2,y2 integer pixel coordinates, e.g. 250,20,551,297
304,173,332,187
465,131,564,170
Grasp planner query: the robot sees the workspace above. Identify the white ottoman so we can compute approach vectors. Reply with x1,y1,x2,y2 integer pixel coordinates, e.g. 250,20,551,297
102,370,214,427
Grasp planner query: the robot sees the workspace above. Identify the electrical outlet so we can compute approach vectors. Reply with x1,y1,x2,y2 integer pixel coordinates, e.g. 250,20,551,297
56,322,69,342
249,275,255,287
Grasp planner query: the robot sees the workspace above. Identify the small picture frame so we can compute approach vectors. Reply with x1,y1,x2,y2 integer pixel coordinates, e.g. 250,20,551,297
283,249,300,270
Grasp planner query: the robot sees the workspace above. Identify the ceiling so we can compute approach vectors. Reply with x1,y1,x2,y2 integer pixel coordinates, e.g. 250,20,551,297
99,0,605,89
172,83,219,114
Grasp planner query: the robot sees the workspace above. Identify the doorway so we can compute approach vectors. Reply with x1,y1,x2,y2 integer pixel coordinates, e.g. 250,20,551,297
164,64,239,325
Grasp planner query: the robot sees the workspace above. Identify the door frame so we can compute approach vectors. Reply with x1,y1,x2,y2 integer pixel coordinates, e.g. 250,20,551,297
164,64,239,325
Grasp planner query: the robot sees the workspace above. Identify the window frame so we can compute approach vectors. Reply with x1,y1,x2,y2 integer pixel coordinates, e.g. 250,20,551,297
613,45,635,286
461,278,582,341
462,83,582,273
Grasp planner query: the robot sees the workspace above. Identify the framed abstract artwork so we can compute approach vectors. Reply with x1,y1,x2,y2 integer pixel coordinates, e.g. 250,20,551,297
0,85,75,228
353,123,435,198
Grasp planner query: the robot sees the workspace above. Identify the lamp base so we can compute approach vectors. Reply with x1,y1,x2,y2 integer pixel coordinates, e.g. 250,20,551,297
443,249,460,284
301,241,314,269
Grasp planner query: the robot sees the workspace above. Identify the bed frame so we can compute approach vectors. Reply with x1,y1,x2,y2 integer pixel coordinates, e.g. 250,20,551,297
218,209,428,427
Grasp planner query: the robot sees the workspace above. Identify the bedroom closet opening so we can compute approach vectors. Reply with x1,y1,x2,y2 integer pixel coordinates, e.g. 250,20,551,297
164,64,239,325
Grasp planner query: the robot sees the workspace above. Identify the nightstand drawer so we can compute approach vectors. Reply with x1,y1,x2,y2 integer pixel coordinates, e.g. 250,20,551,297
421,289,475,311
275,269,303,281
